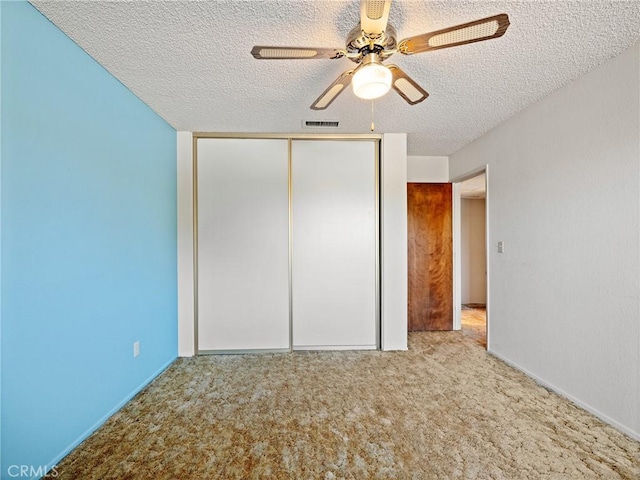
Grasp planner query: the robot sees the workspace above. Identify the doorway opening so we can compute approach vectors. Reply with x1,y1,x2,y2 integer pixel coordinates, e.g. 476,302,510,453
454,170,488,348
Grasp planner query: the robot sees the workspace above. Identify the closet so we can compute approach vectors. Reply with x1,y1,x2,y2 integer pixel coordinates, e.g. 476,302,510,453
196,136,379,353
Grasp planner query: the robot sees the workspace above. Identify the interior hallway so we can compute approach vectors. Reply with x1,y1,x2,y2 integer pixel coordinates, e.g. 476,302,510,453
462,304,486,348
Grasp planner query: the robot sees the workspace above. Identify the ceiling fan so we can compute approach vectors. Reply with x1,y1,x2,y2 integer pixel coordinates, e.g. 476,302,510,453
251,0,510,110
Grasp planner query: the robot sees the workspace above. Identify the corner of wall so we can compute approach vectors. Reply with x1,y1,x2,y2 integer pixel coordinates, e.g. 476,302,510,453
381,134,408,350
177,131,195,357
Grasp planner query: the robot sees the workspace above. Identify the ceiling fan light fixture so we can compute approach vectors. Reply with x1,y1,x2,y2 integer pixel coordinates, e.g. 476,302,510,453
251,4,511,110
352,54,392,100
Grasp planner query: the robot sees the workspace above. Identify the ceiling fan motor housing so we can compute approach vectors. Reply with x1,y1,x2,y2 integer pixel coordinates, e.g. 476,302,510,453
346,24,397,62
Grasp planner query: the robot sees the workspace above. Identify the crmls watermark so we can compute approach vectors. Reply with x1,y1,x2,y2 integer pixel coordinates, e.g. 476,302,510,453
7,465,58,478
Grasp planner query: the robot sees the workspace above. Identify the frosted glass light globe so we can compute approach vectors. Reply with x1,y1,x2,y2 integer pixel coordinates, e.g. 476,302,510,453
352,62,392,100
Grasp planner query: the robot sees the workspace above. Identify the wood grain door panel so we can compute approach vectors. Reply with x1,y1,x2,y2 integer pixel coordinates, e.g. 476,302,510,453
408,183,453,331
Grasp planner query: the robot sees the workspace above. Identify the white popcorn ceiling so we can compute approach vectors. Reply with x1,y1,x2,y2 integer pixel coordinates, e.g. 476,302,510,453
31,0,640,156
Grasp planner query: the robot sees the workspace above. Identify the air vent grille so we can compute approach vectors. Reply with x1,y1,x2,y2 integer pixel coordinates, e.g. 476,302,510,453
303,120,340,128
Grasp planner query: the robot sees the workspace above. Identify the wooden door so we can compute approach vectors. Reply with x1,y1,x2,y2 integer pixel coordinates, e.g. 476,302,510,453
408,183,453,331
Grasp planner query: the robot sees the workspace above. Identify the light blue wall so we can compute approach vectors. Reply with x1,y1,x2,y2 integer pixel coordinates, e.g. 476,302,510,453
0,0,3,472
1,2,177,477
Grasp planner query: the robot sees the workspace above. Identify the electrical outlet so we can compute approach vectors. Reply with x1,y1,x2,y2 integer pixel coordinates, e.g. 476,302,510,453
133,341,140,358
498,241,504,253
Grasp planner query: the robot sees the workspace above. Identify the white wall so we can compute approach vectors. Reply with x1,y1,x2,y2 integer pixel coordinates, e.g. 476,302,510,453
177,131,194,356
381,134,408,350
177,133,409,354
461,198,487,304
407,155,448,182
449,43,640,439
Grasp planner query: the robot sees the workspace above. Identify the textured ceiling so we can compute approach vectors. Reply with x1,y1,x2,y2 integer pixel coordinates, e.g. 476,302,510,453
31,1,640,156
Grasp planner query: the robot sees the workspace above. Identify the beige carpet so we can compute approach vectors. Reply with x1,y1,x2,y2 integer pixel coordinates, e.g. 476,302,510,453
461,305,487,348
53,331,639,479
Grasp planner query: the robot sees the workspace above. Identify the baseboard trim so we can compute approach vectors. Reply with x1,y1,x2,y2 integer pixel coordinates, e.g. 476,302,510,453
293,345,377,351
40,356,177,477
198,348,290,355
488,349,640,442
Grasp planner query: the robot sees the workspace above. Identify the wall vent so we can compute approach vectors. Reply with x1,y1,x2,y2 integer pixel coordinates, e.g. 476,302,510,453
302,120,340,128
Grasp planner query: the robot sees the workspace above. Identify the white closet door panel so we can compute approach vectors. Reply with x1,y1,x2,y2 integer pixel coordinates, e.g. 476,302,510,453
292,140,377,348
197,138,289,351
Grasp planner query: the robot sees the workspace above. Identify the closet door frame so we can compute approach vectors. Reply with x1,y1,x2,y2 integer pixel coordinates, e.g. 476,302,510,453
192,133,381,354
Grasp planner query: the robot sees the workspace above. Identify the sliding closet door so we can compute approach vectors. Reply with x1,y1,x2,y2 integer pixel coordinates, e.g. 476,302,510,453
197,138,289,352
291,140,378,349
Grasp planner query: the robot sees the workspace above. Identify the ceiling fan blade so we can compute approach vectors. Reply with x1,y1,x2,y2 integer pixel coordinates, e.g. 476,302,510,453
398,13,510,55
360,0,392,37
310,69,357,110
251,46,345,60
387,65,429,105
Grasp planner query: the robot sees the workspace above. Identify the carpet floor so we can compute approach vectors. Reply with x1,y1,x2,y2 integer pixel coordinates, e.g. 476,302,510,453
461,305,487,348
53,331,639,479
